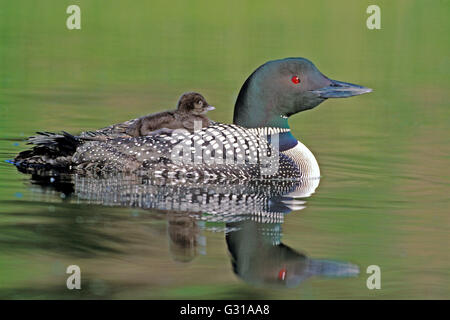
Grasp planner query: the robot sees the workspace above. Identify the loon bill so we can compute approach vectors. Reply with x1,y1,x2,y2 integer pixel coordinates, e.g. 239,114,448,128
14,57,371,180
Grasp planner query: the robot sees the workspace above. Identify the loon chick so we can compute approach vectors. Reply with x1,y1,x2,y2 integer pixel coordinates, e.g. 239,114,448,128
15,57,371,179
81,92,214,140
14,92,213,169
125,92,214,137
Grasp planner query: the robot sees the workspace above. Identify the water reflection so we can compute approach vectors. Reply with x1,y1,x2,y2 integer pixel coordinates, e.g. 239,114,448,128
16,171,359,289
227,220,359,288
166,210,206,263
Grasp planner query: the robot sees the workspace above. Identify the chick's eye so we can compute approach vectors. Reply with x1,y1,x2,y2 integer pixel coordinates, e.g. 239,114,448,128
291,75,300,84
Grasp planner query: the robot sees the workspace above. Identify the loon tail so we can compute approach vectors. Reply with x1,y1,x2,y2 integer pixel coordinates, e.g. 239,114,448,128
14,131,81,170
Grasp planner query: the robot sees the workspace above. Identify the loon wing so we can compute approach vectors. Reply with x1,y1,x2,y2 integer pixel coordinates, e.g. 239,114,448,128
79,118,138,140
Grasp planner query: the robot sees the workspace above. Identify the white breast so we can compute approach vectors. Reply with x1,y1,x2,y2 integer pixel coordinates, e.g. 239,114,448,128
282,141,321,198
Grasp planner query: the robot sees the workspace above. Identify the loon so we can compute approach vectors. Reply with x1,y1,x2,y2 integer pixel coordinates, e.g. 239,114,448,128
14,92,214,169
14,57,371,179
125,92,214,137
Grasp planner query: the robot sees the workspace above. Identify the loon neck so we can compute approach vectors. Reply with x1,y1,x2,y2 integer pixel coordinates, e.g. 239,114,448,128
233,82,299,151
247,127,299,152
234,100,291,129
269,130,298,152
233,74,292,129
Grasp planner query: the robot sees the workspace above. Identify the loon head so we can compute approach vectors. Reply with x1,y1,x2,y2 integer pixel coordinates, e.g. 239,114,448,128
233,57,372,128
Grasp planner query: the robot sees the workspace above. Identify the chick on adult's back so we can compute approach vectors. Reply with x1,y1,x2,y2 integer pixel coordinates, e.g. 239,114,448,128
13,92,214,170
125,92,214,137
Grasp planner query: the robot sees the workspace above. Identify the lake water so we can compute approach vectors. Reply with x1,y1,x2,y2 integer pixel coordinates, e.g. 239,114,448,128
0,1,448,299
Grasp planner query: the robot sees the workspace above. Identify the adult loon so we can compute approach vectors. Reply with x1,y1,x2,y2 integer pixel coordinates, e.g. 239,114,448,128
14,57,371,180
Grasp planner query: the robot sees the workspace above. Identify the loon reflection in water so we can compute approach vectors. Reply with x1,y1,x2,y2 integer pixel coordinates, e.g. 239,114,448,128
22,172,359,288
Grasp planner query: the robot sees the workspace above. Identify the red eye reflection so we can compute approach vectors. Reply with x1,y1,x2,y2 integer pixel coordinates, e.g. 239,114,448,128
278,268,287,281
291,75,300,84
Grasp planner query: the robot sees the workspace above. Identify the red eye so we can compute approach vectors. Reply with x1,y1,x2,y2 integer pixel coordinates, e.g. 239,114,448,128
278,268,287,280
291,76,300,84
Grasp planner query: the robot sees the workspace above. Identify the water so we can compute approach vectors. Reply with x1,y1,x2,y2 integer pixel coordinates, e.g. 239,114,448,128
0,1,449,299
